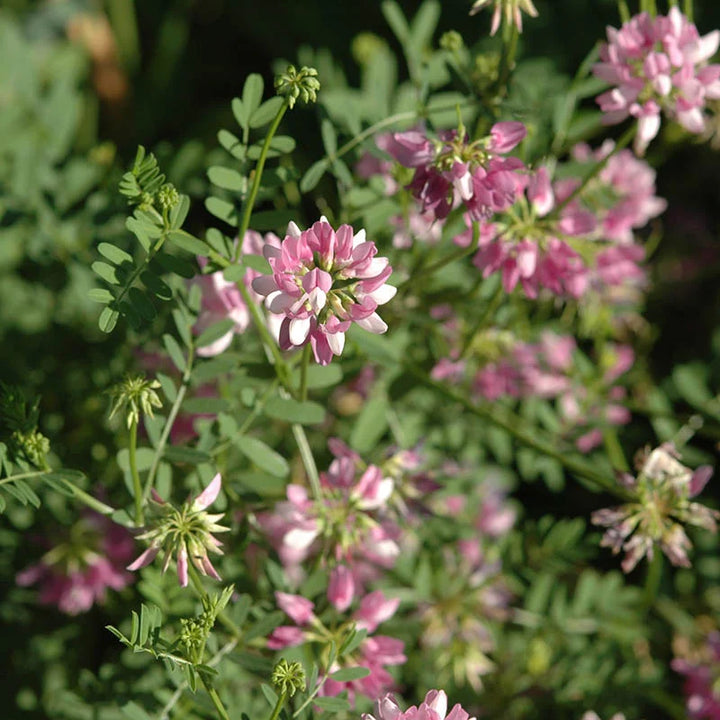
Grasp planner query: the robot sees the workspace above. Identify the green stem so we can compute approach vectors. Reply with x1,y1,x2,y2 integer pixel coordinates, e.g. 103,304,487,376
67,483,118,516
617,0,631,23
644,551,663,608
233,99,290,263
299,344,311,402
407,363,630,498
143,345,195,503
459,278,504,359
188,564,242,639
128,417,144,525
602,428,630,473
200,675,232,720
552,124,636,217
684,0,694,22
267,690,288,720
495,22,519,95
292,423,321,499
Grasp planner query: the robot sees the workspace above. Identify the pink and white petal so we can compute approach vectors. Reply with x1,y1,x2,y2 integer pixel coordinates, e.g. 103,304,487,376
192,473,222,511
355,312,388,334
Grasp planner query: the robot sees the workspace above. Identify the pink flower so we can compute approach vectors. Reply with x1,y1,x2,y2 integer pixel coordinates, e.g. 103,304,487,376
363,689,476,720
328,565,355,612
384,124,526,222
17,512,134,615
593,8,720,153
252,219,396,365
672,631,720,719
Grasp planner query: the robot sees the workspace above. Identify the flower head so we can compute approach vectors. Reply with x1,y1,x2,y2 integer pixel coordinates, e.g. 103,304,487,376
592,443,718,572
384,123,526,222
363,689,476,720
17,512,134,615
593,8,720,153
252,219,396,365
470,0,538,36
127,473,230,587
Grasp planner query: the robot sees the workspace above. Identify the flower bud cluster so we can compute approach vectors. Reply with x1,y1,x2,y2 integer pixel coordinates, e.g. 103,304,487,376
275,65,320,108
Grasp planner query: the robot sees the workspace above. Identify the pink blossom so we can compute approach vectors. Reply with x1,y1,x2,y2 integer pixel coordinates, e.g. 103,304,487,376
384,124,526,222
593,8,720,153
363,690,476,720
328,565,355,612
672,631,720,719
252,219,396,365
17,512,134,615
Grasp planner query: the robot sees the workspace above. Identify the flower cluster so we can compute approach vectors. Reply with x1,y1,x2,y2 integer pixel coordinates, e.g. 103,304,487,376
469,141,665,298
383,122,527,222
192,230,283,357
17,512,134,615
257,440,401,605
673,628,720,719
362,689,476,720
594,8,720,154
268,590,405,703
592,443,718,572
469,0,538,36
253,219,396,365
127,473,229,587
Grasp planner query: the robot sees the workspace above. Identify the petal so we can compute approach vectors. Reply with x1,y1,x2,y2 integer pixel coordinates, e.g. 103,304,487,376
192,473,222,511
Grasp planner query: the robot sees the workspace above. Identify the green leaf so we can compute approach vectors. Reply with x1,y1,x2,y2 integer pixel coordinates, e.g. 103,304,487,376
128,287,156,320
205,196,238,227
232,97,250,131
321,119,337,156
314,696,351,712
264,396,325,424
141,270,173,301
408,0,440,52
98,242,133,265
167,230,210,256
192,355,239,383
121,701,153,720
154,251,197,279
183,397,228,414
381,0,409,44
169,194,190,229
242,74,265,117
99,306,120,333
250,209,296,231
350,393,389,453
163,333,186,372
218,128,246,160
329,666,371,682
223,264,247,282
246,135,296,159
88,288,114,304
234,436,289,477
249,96,284,128
291,363,343,389
196,318,236,349
260,684,278,708
208,166,246,192
300,160,329,192
156,372,177,403
92,261,120,285
163,446,212,464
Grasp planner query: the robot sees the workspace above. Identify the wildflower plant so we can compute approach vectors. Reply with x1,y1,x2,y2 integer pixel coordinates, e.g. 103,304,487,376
3,2,720,720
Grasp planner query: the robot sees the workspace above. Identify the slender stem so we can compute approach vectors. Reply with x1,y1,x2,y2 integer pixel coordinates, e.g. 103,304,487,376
495,22,519,94
299,344,311,402
617,0,631,23
267,690,288,720
644,551,663,608
67,484,118,516
293,675,330,717
233,99,290,262
552,124,636,216
292,423,321,499
200,675,232,720
128,417,144,525
143,345,195,503
602,428,630,473
683,0,693,22
188,564,242,639
406,363,631,498
459,278,504,359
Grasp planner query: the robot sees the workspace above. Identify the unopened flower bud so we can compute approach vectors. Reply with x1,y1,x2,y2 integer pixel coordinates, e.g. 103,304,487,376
157,183,180,212
440,30,464,52
271,658,306,697
108,374,162,429
275,65,320,109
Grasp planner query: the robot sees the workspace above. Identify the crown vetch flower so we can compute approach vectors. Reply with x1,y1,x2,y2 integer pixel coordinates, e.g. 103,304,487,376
363,689,477,720
127,473,230,587
383,123,526,222
17,512,134,615
592,443,719,572
593,8,720,154
252,219,396,365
